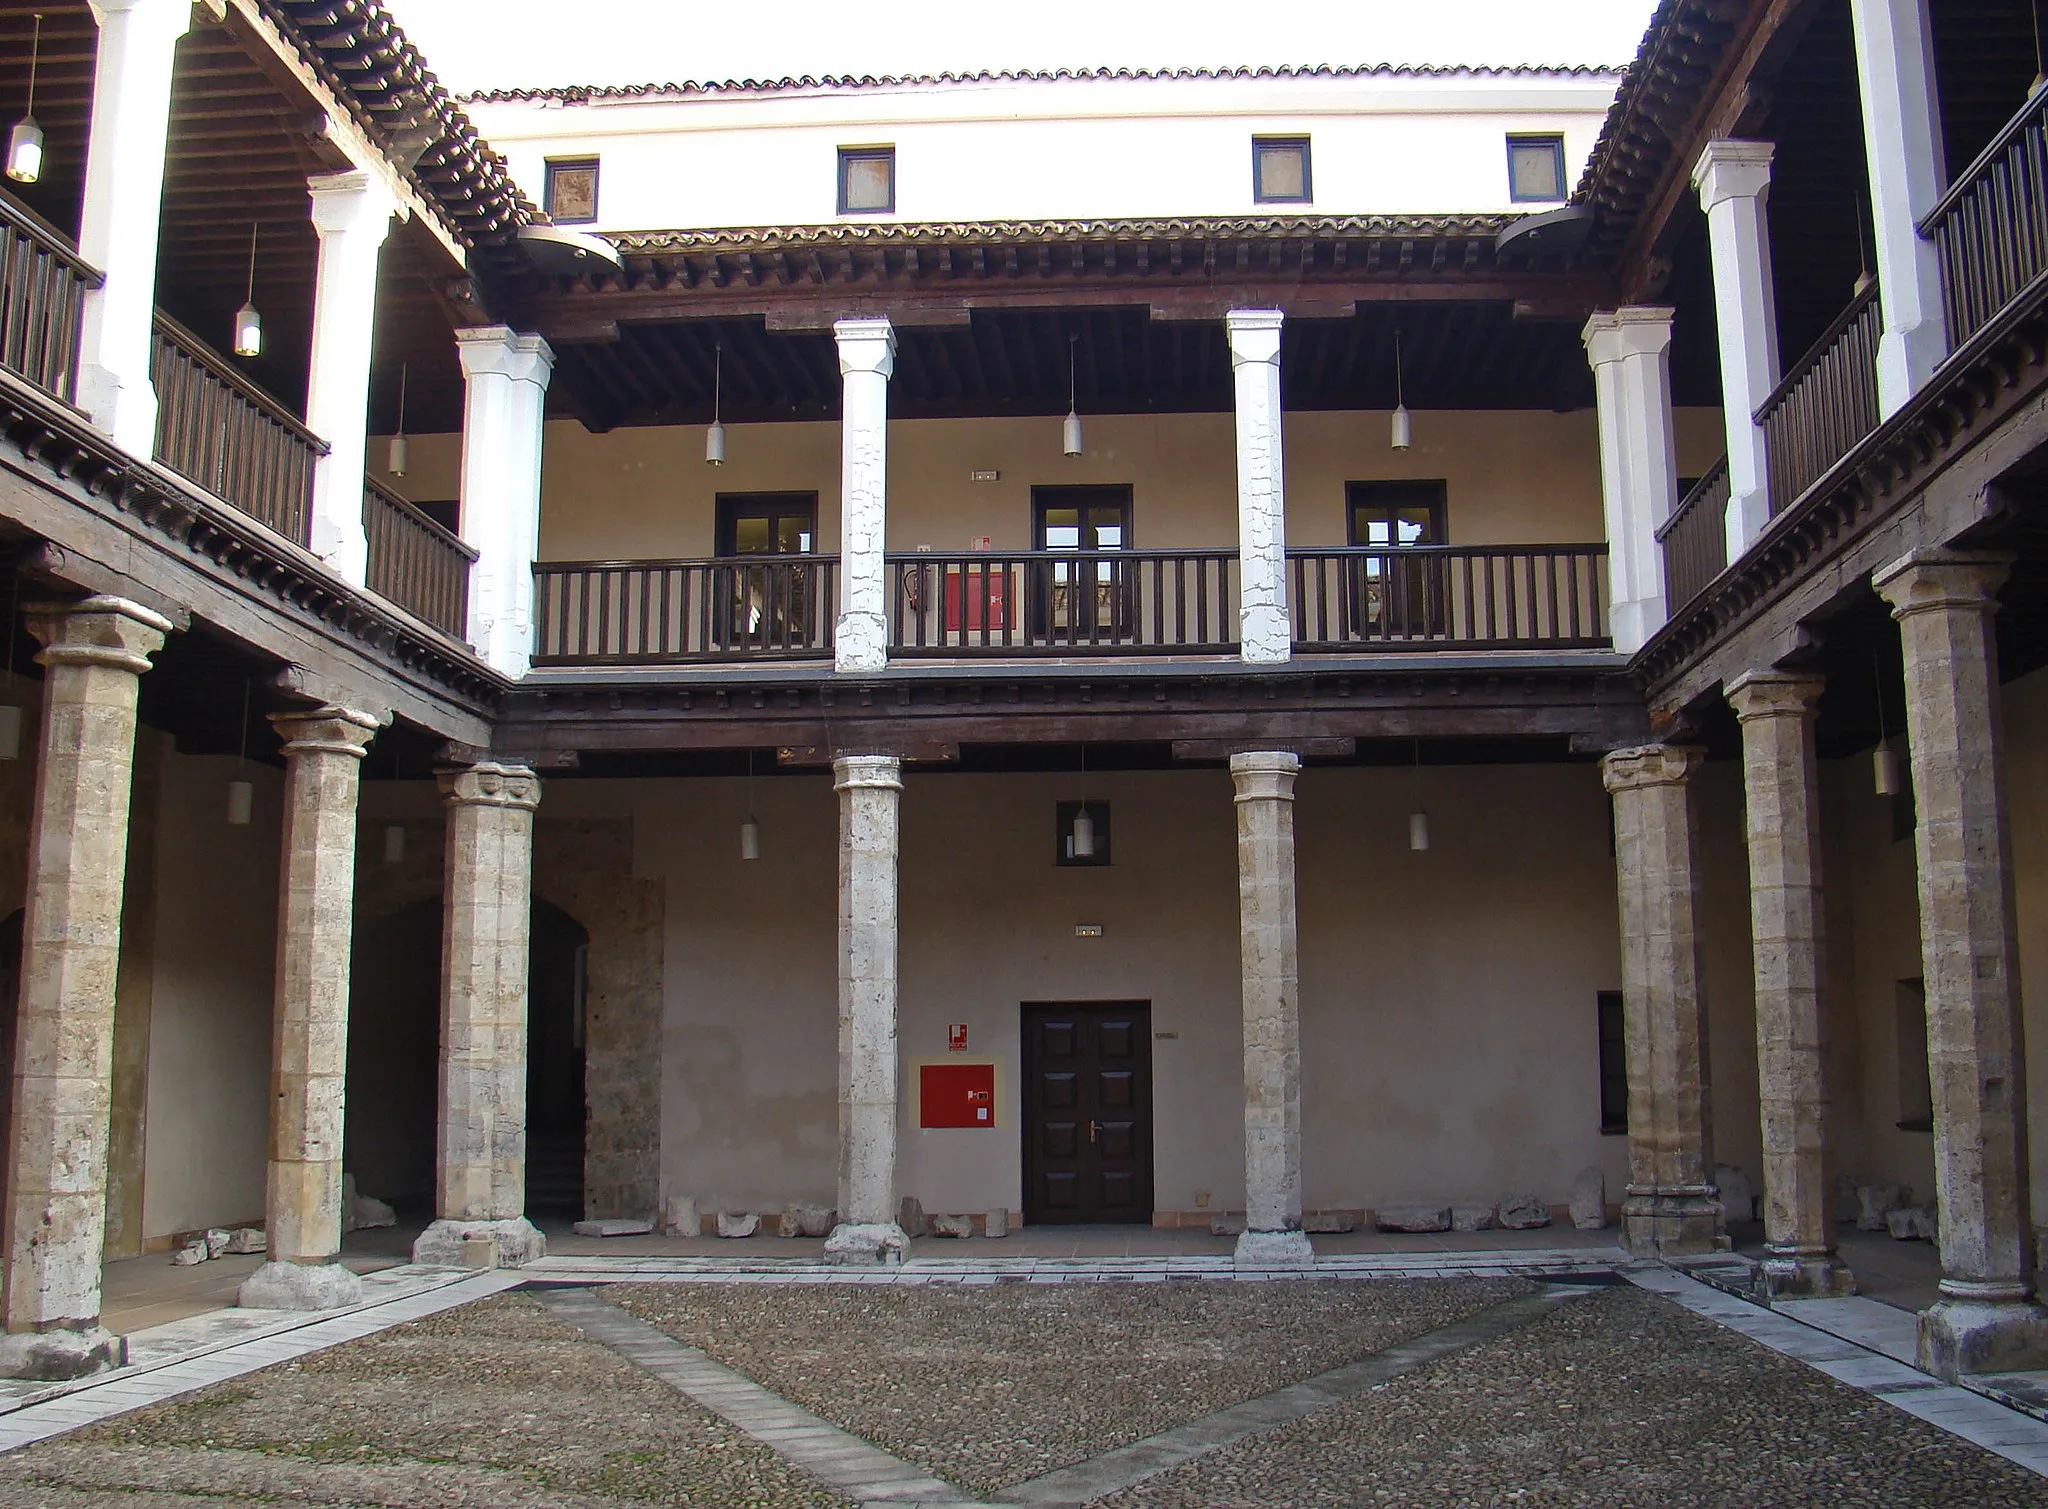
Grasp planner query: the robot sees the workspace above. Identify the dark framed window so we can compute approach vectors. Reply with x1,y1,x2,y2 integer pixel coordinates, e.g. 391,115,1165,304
544,157,600,224
1031,485,1133,643
714,493,819,649
1506,134,1567,203
1345,480,1448,638
838,146,895,214
715,492,816,557
1055,801,1112,866
1252,136,1312,204
1597,991,1628,1134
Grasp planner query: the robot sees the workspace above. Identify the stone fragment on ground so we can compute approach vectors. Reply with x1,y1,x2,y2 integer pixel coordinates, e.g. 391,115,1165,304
1304,1210,1359,1233
225,1226,265,1255
169,1239,208,1266
716,1212,759,1238
985,1207,1010,1238
1715,1162,1756,1223
1451,1203,1497,1232
1496,1193,1552,1229
660,1195,699,1237
1856,1181,1905,1231
1886,1208,1921,1240
1375,1204,1451,1233
1569,1167,1608,1229
930,1214,974,1238
1209,1214,1246,1236
572,1218,654,1238
204,1228,231,1259
1913,1205,1940,1242
897,1196,928,1237
353,1193,396,1230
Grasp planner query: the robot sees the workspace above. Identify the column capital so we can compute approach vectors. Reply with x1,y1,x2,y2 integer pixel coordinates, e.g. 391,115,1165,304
269,705,381,760
1225,308,1284,367
1601,743,1707,794
456,325,556,387
834,317,897,377
1582,306,1674,364
1692,138,1775,210
26,596,172,673
1874,549,2013,620
833,752,903,791
1726,669,1825,721
438,761,542,811
1229,749,1301,801
306,170,398,240
87,0,186,28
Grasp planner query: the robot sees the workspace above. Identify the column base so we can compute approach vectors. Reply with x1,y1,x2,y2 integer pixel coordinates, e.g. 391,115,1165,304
1756,1250,1856,1299
823,1222,908,1266
0,1324,126,1381
1622,1187,1727,1259
412,1217,547,1269
1234,1229,1316,1267
238,1261,363,1312
1917,1294,2048,1380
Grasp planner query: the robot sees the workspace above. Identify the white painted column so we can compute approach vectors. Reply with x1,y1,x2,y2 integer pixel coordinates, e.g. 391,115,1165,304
457,326,554,678
303,171,396,586
72,0,190,457
834,318,895,673
1851,0,1950,413
1226,310,1290,664
824,753,908,1265
1583,307,1679,655
1692,140,1781,557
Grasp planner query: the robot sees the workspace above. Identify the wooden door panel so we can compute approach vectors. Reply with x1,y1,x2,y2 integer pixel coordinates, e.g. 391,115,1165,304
1098,1121,1137,1158
1022,1002,1154,1225
1098,1069,1134,1107
1041,1071,1077,1108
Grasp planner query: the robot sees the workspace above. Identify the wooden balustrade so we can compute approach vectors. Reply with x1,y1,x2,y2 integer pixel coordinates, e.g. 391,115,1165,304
363,477,477,640
532,555,837,664
1924,85,2048,353
887,550,1238,654
1756,282,1883,518
151,313,325,547
1287,544,1610,650
1656,458,1731,613
0,193,100,404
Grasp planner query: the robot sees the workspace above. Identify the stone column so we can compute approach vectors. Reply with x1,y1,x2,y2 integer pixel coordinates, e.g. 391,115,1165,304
1874,550,2048,1378
73,0,190,455
1225,310,1290,664
1231,752,1312,1265
1601,745,1726,1257
1727,671,1853,1297
0,598,169,1380
834,318,895,674
304,170,397,585
1851,0,1949,414
457,326,555,678
239,706,379,1311
1691,140,1781,556
1583,307,1679,654
824,753,907,1264
412,763,546,1269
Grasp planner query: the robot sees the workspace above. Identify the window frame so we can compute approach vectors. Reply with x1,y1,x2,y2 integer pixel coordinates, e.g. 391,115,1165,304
1345,479,1447,548
714,492,819,557
1505,134,1568,204
837,145,897,216
1251,135,1313,206
543,157,601,225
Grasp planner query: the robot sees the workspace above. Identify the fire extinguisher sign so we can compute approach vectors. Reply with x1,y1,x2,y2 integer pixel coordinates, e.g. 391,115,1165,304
947,1023,969,1052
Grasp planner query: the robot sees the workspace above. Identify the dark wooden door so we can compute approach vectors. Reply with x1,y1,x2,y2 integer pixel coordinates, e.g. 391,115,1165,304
1021,1001,1154,1224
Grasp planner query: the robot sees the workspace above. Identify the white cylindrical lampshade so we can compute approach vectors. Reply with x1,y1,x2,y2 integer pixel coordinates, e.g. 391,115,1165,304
226,778,254,826
740,815,761,861
1063,410,1084,457
382,823,406,864
387,433,409,476
0,704,21,761
1873,743,1902,797
1071,805,1096,859
705,422,726,465
233,301,263,359
6,116,43,184
1390,405,1413,451
1408,809,1430,852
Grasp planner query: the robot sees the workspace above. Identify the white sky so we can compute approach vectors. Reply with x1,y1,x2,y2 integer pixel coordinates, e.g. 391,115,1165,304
390,0,1661,94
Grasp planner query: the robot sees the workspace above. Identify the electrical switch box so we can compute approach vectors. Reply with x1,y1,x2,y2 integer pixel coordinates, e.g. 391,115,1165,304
920,1063,996,1128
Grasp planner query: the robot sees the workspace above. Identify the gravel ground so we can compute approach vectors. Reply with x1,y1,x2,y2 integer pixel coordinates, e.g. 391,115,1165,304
1094,1284,2047,1508
0,1293,847,1508
612,1276,1530,1495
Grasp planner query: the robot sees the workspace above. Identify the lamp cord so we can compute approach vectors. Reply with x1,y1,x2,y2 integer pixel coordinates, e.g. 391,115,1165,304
24,14,39,115
1068,334,1078,412
713,343,722,424
244,223,258,305
1394,329,1405,408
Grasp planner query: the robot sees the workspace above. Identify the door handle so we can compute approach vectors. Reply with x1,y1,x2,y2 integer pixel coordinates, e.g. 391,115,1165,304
1089,1119,1100,1143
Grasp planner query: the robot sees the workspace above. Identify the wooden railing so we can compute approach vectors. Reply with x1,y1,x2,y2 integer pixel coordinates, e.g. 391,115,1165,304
1923,84,2048,353
1657,458,1730,613
0,194,100,405
887,550,1238,654
364,477,476,640
1288,544,1610,650
1756,282,1883,518
532,555,837,664
151,313,325,547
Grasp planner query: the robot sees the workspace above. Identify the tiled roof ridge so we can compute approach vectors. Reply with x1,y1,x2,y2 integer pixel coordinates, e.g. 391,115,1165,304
607,212,1520,252
459,61,1626,104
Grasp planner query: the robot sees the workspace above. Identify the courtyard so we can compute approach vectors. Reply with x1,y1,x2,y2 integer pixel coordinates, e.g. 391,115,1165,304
0,1255,2038,1508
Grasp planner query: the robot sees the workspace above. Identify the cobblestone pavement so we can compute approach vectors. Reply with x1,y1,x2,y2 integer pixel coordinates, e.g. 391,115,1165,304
1094,1285,2046,1508
612,1276,1529,1495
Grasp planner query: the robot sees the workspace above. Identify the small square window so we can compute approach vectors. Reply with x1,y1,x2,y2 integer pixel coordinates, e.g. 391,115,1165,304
544,158,600,224
839,146,895,214
1253,137,1311,205
1507,135,1567,203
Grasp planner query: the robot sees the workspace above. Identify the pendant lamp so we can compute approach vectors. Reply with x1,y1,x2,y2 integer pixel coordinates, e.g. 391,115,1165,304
233,224,264,359
740,749,760,860
706,344,726,465
1873,654,1901,797
387,363,410,476
1063,334,1083,457
1407,738,1429,851
226,680,254,824
5,13,44,185
1070,743,1096,858
1390,328,1412,451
